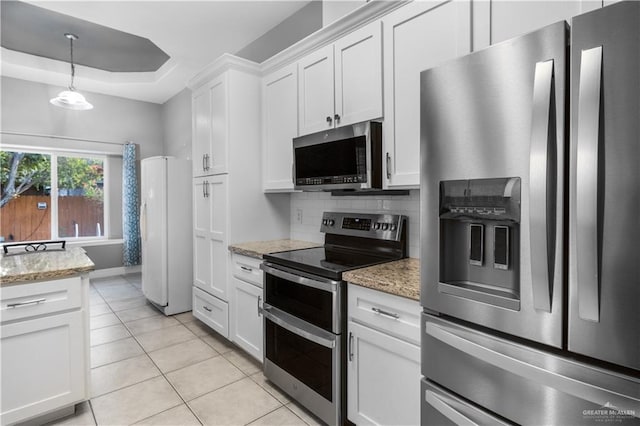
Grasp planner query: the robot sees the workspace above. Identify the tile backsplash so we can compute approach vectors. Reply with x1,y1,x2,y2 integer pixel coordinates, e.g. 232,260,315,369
290,190,420,258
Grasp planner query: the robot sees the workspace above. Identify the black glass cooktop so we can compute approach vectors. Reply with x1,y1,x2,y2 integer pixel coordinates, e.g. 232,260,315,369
263,246,398,280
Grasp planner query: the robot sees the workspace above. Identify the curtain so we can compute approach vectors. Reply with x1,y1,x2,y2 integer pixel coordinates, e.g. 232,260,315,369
122,143,141,266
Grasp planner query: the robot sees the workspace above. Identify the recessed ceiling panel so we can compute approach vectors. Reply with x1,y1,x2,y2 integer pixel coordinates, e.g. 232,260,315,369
1,1,170,72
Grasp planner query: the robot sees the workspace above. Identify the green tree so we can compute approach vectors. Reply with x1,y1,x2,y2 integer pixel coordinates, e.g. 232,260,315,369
0,152,50,208
58,157,104,202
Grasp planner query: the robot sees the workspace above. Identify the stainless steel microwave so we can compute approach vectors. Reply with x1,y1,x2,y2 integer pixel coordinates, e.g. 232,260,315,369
293,121,382,191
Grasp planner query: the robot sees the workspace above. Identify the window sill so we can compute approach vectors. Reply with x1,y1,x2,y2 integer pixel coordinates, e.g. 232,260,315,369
65,238,124,248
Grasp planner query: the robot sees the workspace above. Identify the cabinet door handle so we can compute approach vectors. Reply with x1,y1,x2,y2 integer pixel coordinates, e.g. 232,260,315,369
386,153,392,179
257,295,262,317
202,154,207,171
334,113,341,123
348,331,354,362
372,306,399,319
240,266,253,272
203,305,212,312
7,298,46,308
326,116,333,124
204,153,211,171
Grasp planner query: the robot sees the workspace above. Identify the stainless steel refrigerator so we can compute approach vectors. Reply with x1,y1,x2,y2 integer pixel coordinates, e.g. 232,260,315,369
419,2,639,424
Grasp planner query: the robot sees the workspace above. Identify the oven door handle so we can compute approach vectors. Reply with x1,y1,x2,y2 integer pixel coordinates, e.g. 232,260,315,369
261,304,336,349
260,262,340,293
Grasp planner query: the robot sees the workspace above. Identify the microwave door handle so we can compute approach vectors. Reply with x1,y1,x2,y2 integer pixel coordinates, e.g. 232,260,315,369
575,46,603,322
529,59,556,313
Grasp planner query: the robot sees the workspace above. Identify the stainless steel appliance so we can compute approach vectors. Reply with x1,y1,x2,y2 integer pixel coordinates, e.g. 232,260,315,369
260,212,406,425
420,2,639,424
293,121,382,191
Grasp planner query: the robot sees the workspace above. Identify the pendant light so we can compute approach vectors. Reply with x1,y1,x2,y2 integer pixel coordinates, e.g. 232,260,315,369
50,33,93,110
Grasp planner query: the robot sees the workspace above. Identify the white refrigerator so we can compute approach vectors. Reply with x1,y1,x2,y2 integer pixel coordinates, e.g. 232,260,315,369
141,156,192,315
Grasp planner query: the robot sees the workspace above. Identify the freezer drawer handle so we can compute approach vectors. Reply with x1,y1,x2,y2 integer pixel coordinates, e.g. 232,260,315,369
425,320,639,411
529,59,556,313
575,46,603,323
7,298,47,308
371,307,399,320
425,390,478,426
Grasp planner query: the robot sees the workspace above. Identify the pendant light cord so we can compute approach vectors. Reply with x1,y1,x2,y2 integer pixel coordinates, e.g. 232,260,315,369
68,35,76,91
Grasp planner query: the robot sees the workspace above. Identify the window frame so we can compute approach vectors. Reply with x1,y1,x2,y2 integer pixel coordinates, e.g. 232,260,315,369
1,145,110,243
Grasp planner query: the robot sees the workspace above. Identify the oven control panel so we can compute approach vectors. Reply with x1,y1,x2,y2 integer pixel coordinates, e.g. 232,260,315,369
320,212,405,241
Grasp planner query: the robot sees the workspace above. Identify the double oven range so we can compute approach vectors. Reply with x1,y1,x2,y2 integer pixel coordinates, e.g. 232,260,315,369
260,212,407,425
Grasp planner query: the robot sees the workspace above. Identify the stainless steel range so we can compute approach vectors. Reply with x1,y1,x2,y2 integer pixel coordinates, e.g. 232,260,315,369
260,212,407,425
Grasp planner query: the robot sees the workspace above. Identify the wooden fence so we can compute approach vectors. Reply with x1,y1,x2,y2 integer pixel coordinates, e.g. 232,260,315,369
0,195,104,242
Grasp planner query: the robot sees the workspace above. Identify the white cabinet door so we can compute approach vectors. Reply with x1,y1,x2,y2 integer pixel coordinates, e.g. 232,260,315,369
192,88,211,177
334,20,383,127
209,74,229,175
229,277,263,361
383,0,471,188
193,177,210,292
263,64,298,192
298,44,335,135
0,311,86,426
347,321,420,426
489,1,601,45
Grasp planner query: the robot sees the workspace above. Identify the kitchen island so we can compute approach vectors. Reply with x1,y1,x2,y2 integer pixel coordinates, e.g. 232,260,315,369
0,246,94,425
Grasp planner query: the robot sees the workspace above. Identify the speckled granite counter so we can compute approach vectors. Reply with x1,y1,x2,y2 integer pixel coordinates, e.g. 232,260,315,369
343,258,420,301
228,239,321,259
1,247,95,285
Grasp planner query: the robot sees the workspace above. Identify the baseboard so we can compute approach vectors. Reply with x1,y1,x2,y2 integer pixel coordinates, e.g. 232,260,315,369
90,265,141,279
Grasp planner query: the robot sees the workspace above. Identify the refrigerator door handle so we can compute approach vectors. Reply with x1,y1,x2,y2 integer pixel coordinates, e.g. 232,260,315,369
425,320,639,411
576,46,603,323
529,59,556,312
140,202,147,242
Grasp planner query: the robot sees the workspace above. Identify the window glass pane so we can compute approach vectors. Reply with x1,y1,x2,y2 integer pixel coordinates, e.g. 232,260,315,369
57,156,104,238
0,151,52,242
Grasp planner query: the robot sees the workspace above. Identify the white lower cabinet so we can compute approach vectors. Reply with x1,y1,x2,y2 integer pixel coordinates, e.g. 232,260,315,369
229,276,263,361
347,284,421,426
0,276,89,425
193,286,229,338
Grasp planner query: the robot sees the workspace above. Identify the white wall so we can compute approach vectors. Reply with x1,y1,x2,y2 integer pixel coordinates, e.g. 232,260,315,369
290,190,420,258
162,87,192,160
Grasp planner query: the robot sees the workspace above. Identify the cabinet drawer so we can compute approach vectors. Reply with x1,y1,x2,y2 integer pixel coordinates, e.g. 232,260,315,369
231,254,263,288
193,287,229,338
348,284,421,345
0,277,83,324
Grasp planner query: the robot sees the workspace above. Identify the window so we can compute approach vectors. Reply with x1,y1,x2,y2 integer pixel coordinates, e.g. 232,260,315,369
0,149,108,243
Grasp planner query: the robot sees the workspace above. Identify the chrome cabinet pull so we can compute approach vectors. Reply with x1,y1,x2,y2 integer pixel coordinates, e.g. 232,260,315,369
203,305,212,312
371,306,399,319
240,266,253,272
7,298,46,308
257,296,262,317
576,46,603,322
386,152,391,179
202,154,206,171
334,113,341,123
529,59,556,313
348,331,354,362
326,116,333,124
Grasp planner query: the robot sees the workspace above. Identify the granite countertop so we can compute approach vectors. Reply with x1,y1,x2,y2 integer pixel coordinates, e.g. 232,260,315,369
228,239,322,259
1,247,95,285
343,258,420,301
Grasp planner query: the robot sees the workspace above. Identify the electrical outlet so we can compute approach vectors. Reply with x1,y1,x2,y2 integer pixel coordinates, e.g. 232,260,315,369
296,209,303,223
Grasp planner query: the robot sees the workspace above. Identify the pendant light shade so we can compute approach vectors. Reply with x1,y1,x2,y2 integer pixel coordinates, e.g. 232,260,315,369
50,33,93,110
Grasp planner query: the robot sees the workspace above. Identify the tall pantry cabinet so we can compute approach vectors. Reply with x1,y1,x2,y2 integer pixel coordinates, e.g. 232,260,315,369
189,54,290,337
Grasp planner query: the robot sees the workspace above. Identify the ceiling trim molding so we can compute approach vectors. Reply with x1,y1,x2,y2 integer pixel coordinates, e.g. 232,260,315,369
187,53,261,91
259,0,409,75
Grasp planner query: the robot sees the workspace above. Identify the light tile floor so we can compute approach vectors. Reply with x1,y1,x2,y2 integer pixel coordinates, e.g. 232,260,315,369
48,273,324,426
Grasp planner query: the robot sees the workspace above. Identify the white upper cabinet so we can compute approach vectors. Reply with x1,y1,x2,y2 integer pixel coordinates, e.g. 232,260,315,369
262,64,298,192
482,1,601,47
298,20,382,136
383,0,471,188
192,74,228,177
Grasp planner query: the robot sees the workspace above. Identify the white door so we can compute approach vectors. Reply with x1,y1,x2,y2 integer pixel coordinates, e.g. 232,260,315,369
141,157,168,306
192,88,211,177
347,321,421,426
334,20,383,127
209,75,228,175
1,311,86,425
193,176,210,292
263,64,298,192
229,277,263,361
208,174,228,300
383,0,471,188
298,44,335,135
